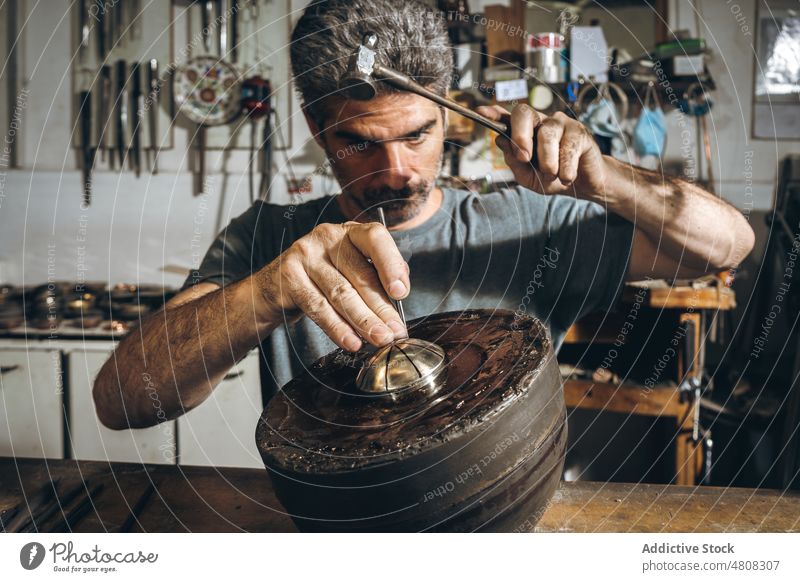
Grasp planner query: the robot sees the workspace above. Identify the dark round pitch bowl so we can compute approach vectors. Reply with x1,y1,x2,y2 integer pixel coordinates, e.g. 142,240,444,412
256,309,566,532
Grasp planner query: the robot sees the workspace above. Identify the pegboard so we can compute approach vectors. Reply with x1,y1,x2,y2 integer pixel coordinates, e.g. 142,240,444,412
182,0,295,152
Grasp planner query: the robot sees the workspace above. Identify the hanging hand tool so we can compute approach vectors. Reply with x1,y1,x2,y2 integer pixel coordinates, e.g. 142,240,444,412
94,10,108,63
241,2,271,201
78,0,90,62
78,89,95,205
96,8,106,62
229,0,239,62
102,3,114,60
129,62,142,177
219,0,229,57
242,75,272,202
6,0,20,168
97,65,112,166
242,0,259,66
201,1,215,53
112,0,122,51
114,59,128,170
196,126,207,195
147,59,160,174
258,111,273,202
131,0,143,43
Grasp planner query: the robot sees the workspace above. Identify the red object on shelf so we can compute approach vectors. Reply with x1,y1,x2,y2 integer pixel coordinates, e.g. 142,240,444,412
241,76,272,119
528,32,564,49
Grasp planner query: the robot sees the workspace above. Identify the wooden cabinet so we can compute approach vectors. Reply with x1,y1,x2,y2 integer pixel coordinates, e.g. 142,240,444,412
0,339,264,467
0,348,64,459
176,351,263,468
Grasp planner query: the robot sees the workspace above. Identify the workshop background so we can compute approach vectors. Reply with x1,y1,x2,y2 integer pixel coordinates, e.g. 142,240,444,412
0,0,798,493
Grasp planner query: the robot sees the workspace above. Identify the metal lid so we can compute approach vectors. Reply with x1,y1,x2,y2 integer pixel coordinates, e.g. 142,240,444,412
355,338,448,402
257,309,555,475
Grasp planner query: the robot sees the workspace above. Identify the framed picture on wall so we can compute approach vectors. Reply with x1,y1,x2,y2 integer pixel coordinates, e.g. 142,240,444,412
752,0,800,140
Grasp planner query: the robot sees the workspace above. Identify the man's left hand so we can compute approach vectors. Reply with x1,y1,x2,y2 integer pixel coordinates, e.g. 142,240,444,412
475,104,608,198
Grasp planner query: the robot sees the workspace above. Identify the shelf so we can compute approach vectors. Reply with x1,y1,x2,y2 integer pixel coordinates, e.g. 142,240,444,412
564,378,686,418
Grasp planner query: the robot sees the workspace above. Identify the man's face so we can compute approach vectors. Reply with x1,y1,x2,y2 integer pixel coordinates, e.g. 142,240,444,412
312,92,445,225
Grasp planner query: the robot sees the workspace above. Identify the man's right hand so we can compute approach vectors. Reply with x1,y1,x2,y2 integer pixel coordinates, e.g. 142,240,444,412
254,221,410,352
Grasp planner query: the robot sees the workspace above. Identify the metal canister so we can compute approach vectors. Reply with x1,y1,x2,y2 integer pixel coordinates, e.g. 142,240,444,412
527,33,566,84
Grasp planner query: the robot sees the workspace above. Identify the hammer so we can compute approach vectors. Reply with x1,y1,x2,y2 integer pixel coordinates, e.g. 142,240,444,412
340,33,509,136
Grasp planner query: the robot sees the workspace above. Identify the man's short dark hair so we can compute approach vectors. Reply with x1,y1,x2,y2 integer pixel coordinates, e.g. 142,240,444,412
290,0,454,126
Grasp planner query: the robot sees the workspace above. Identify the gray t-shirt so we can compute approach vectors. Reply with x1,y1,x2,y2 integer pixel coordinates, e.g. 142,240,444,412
182,186,634,400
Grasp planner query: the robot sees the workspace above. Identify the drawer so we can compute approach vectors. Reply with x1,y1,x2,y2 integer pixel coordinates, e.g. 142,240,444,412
177,351,263,468
0,349,64,459
68,350,176,464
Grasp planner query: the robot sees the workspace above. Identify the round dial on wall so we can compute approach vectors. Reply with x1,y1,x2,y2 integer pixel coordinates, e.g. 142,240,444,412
174,56,241,126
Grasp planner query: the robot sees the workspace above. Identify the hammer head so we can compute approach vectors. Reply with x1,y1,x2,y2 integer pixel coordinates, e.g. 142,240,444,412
339,33,379,101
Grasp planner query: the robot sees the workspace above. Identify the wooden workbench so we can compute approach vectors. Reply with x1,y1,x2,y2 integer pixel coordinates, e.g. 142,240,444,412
2,458,798,533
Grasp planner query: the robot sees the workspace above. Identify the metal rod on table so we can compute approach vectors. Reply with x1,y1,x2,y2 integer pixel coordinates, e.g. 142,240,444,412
376,207,407,328
20,480,86,533
0,506,20,531
119,480,156,533
2,479,61,533
49,482,105,533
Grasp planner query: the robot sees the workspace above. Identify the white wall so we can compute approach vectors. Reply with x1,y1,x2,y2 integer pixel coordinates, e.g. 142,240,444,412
0,0,328,287
0,0,790,288
664,0,793,214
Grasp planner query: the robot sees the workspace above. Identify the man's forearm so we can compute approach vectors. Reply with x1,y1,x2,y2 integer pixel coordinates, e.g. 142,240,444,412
589,156,754,271
93,275,275,430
